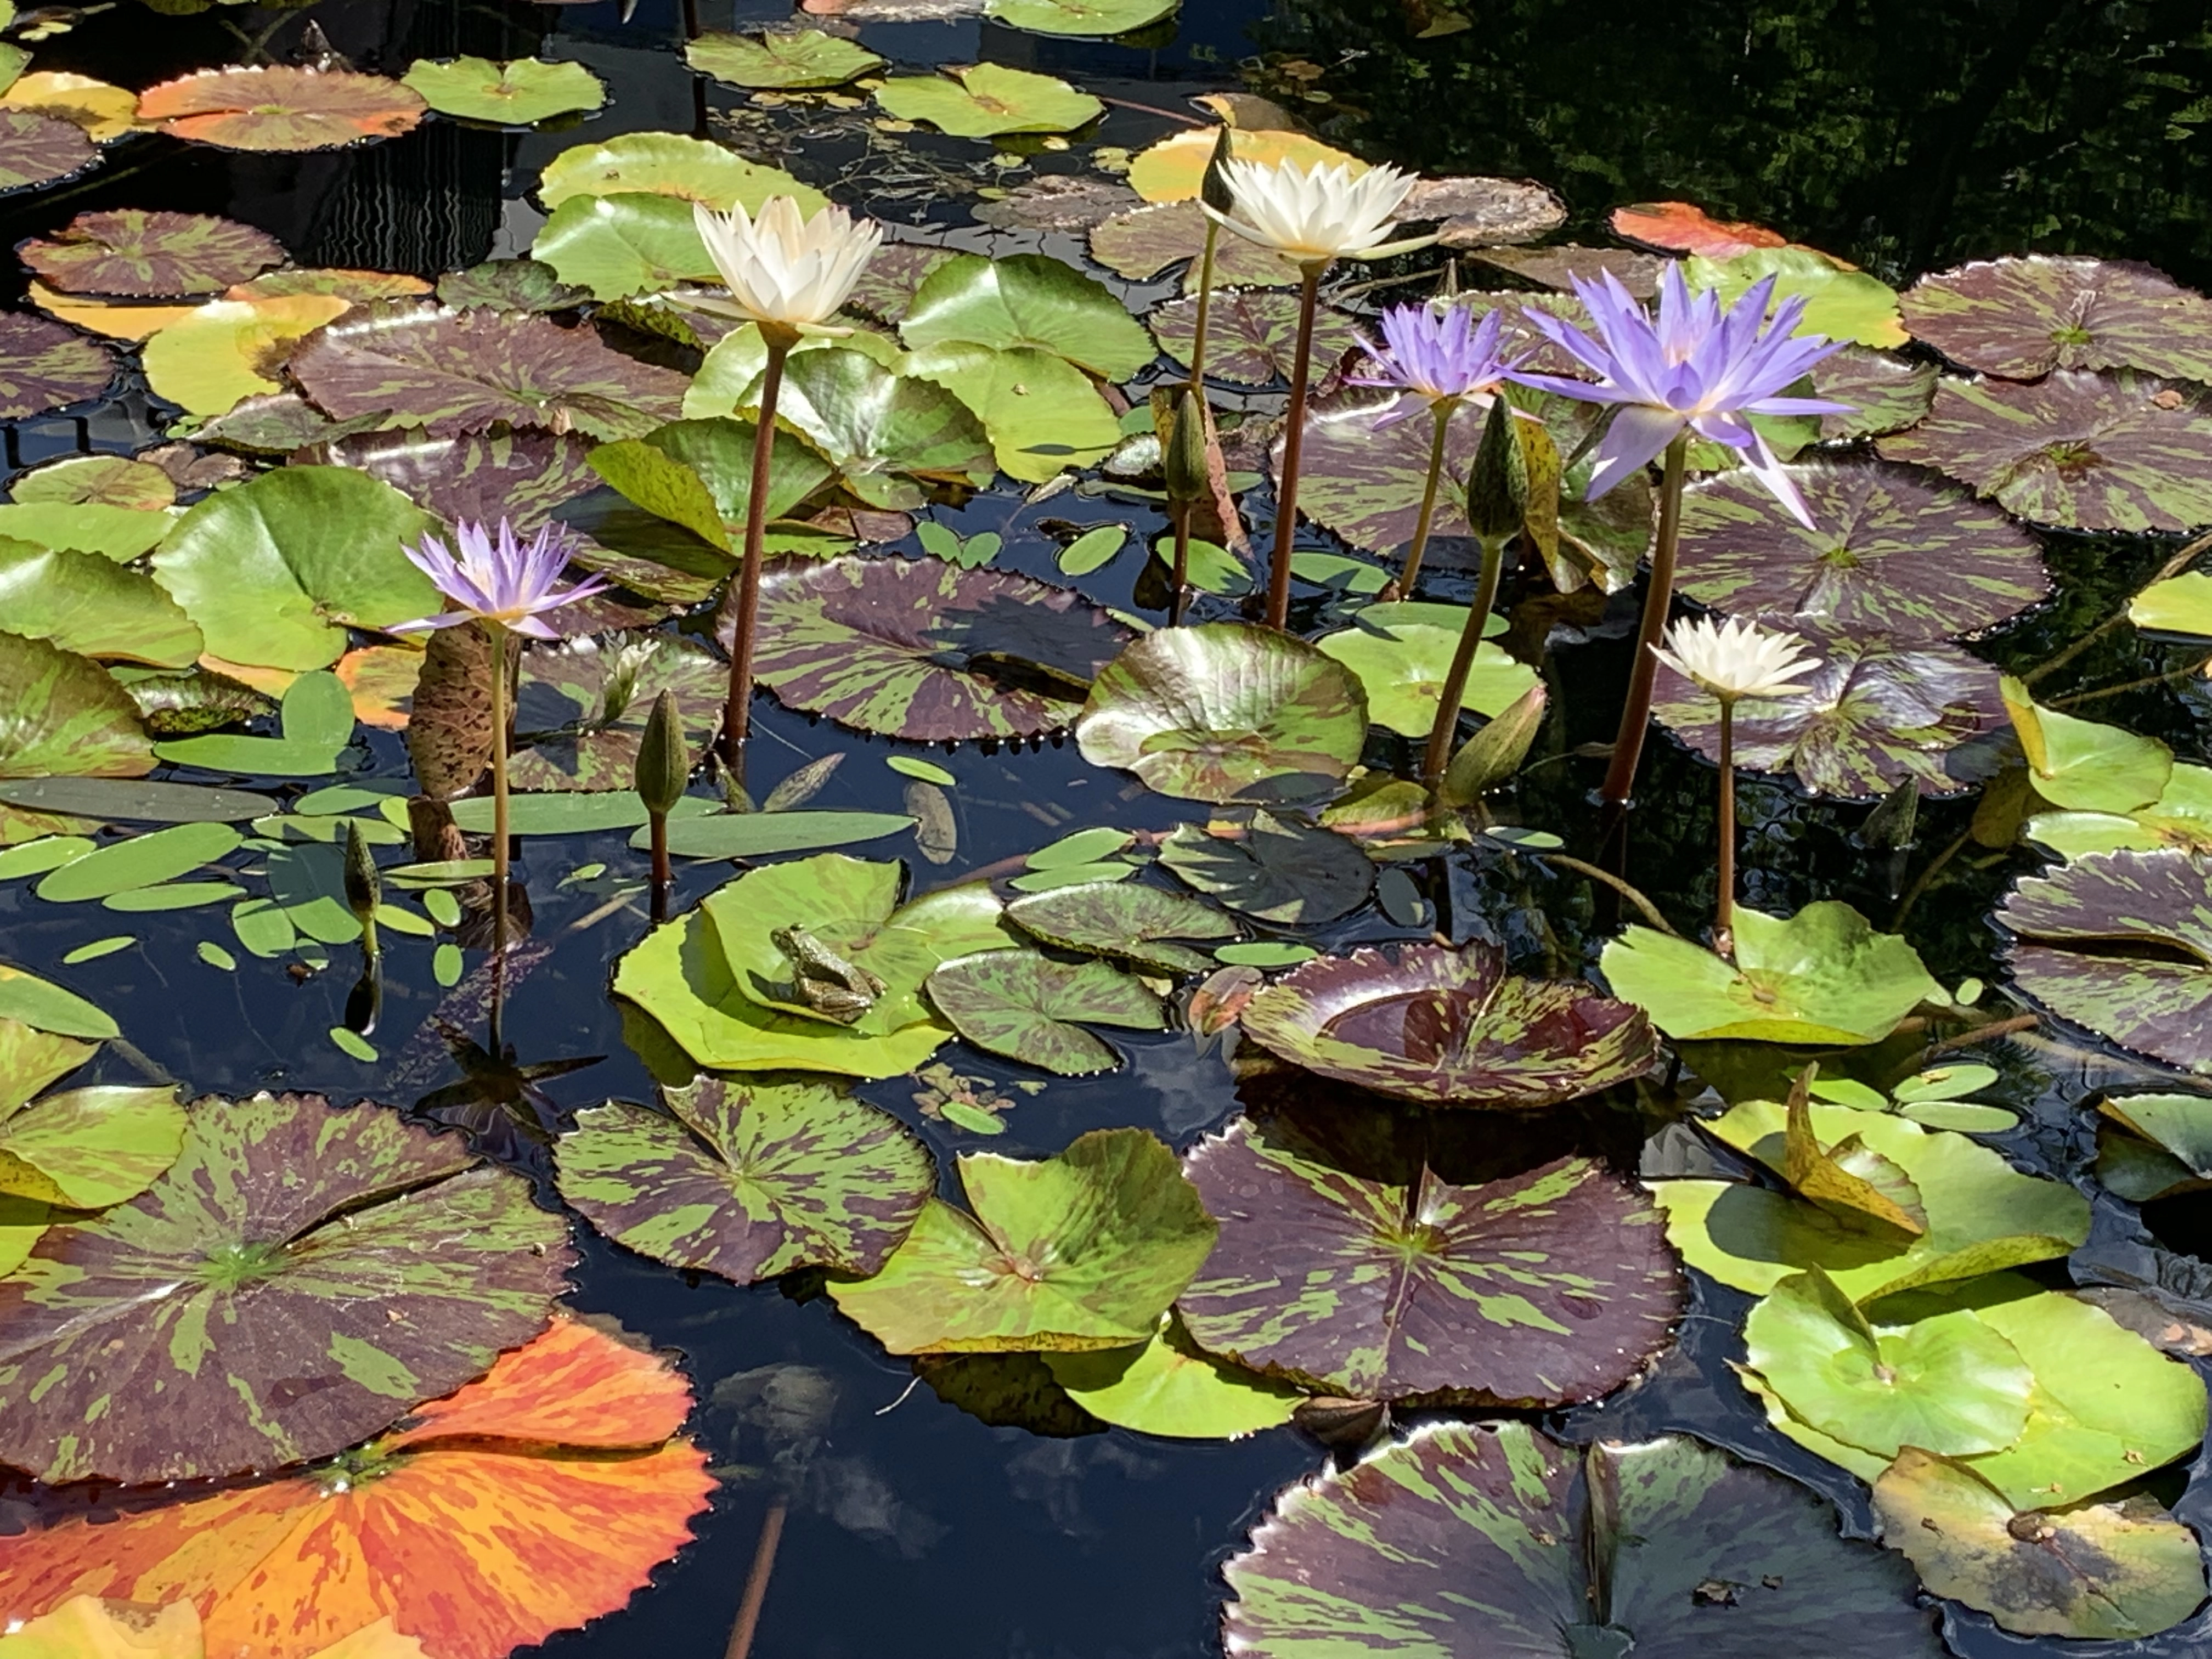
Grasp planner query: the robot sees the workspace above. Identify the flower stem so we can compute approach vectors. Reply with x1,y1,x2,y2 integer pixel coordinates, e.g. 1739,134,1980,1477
722,326,795,769
487,618,511,1047
1398,398,1454,595
1420,529,1508,787
1599,431,1691,808
1266,261,1325,631
1186,218,1220,392
1716,696,1736,954
1169,503,1193,626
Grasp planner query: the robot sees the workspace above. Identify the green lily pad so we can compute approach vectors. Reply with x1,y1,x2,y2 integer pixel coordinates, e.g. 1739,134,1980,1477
1650,1098,2090,1302
1601,901,1941,1045
531,191,722,302
0,1092,571,1483
1005,880,1238,975
1240,941,1656,1107
1158,809,1373,924
924,949,1165,1075
0,1019,96,1114
435,257,591,314
1999,847,2212,1073
0,501,173,561
641,811,917,860
681,323,906,420
400,57,606,125
0,539,201,667
873,64,1103,139
1042,1312,1299,1439
770,348,995,509
1899,254,2212,383
1685,246,1906,348
2003,675,2173,812
1872,1448,2207,1640
153,669,355,776
1077,623,1368,805
0,631,153,779
0,964,115,1040
313,426,601,529
1223,1423,1945,1659
2097,1091,2212,1202
536,131,825,215
590,415,835,552
0,1084,185,1211
554,1074,933,1284
1314,606,1538,738
826,1126,1216,1354
684,29,884,88
985,0,1176,34
148,466,438,672
10,454,178,511
32,821,240,903
905,341,1121,482
900,252,1153,380
2132,570,2212,637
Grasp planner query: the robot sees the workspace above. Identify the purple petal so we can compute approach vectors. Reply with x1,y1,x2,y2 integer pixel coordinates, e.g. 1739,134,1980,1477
1584,404,1685,499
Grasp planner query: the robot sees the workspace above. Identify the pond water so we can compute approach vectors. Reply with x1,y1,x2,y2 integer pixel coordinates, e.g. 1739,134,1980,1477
0,4,2208,1659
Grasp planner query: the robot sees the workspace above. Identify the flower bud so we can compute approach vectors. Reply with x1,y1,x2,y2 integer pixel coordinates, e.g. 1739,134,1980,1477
1463,394,1527,546
1200,125,1236,216
1163,388,1211,507
342,820,380,926
636,689,689,817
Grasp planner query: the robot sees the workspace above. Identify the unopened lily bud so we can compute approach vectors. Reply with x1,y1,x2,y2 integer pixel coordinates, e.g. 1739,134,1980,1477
1200,125,1236,216
1163,388,1210,507
636,689,689,817
1464,394,1527,546
342,820,380,926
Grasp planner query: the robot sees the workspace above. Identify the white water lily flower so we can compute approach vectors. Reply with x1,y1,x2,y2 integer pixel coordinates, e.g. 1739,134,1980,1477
691,196,882,331
1205,157,1424,264
1652,616,1819,702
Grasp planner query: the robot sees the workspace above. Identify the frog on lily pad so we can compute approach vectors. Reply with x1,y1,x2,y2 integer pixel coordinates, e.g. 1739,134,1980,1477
770,925,887,1025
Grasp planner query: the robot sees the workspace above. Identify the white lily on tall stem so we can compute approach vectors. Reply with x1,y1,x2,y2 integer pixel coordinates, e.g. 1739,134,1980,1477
692,196,882,769
1204,157,1427,630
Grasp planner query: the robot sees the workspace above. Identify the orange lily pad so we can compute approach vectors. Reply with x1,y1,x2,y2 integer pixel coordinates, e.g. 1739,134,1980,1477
137,66,426,153
0,1598,428,1659
1610,201,1790,261
1127,127,1361,204
200,646,422,730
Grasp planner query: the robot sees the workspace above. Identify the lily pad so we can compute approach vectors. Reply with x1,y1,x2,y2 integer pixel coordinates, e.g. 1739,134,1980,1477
1686,245,1906,348
1,71,140,145
2004,674,2172,812
0,1084,185,1216
1005,880,1238,975
0,108,96,194
985,0,1175,33
752,555,1130,741
924,949,1165,1074
684,29,884,88
590,415,834,551
313,426,601,527
531,191,722,302
1158,809,1373,924
1815,346,1939,438
18,210,284,297
149,466,439,671
905,340,1121,481
10,453,177,510
826,1126,1216,1353
400,57,605,125
0,632,153,778
1652,627,2005,798
2132,570,2212,638
1125,126,1361,205
1087,199,1304,292
1077,623,1368,805
0,1092,570,1483
0,964,116,1040
1222,1423,1944,1658
1148,290,1364,385
136,66,426,152
1315,605,1539,737
2098,1091,2212,1201
508,634,721,792
1242,941,1655,1107
1873,1448,2207,1640
1999,847,2212,1073
874,64,1103,138
900,252,1154,380
770,347,995,507
1675,460,2048,641
1042,1311,1301,1438
0,540,202,667
555,1074,932,1283
287,301,689,441
1604,902,1939,1045
33,821,241,902
1181,1103,1684,1403
0,312,116,417
1878,368,2212,532
436,257,590,314
1900,255,2212,383
142,291,350,416
536,131,825,215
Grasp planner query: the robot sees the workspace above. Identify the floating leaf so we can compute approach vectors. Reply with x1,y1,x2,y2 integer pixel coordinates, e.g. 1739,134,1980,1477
531,191,721,302
1652,627,2004,798
752,555,1130,741
2002,674,2172,812
0,71,140,144
985,0,1175,33
136,66,426,151
1126,126,1360,204
1042,1311,1300,1438
0,1019,95,1114
312,426,600,528
0,1318,712,1659
1999,848,2212,1073
644,810,916,860
2132,571,2212,638
1782,1080,1926,1235
684,29,884,87
1240,941,1656,1108
555,1074,933,1283
0,964,115,1040
1077,623,1369,805
1686,246,1906,347
590,414,833,551
0,632,152,778
925,949,1164,1074
0,1084,185,1212
140,292,351,416
10,453,177,511
505,634,720,792
1674,459,2047,641
874,64,1103,138
1878,368,2212,532
1158,809,1373,924
33,821,240,902
1181,1103,1683,1403
1006,880,1238,975
19,210,284,298
0,312,117,417
1223,1422,1945,1658
0,540,202,667
154,668,356,775
1315,603,1538,737
1612,199,1791,259
770,347,995,507
1873,1449,2207,1640
536,131,825,215
906,340,1121,481
400,56,605,124
2098,1091,2212,1201
0,1092,570,1482
0,108,97,193
1900,254,2212,382
900,252,1154,380
1815,346,1938,438
1087,199,1303,291
1148,289,1363,385
827,1126,1216,1353
436,257,589,314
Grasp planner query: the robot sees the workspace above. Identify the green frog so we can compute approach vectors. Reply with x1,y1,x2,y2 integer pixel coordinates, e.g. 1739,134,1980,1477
770,926,885,1024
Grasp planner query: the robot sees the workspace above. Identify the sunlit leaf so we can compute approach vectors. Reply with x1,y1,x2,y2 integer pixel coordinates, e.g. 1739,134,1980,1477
0,311,118,417
400,56,606,125
924,948,1165,1074
136,66,427,152
873,64,1103,138
1900,253,2212,383
537,130,825,213
900,252,1154,379
19,210,284,297
684,29,884,87
0,631,152,778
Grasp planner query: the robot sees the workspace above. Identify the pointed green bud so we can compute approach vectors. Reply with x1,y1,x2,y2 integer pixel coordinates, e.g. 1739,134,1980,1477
1440,682,1548,806
342,820,380,926
1163,388,1210,507
636,689,689,817
1200,124,1236,216
1464,394,1528,546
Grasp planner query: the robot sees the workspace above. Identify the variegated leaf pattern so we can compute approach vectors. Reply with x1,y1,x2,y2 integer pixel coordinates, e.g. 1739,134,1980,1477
1814,345,1938,438
311,426,601,527
1149,291,1364,386
1900,255,2212,383
555,1074,934,1283
0,311,117,417
19,210,286,297
0,1092,572,1483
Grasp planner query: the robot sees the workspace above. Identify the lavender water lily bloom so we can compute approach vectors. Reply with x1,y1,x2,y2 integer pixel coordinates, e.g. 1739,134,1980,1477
393,518,611,639
1352,303,1525,425
1515,263,1850,527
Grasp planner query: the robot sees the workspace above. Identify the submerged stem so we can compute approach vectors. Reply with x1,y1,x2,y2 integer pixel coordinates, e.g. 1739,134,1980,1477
1716,697,1737,954
1397,398,1454,595
1266,261,1326,631
1420,531,1509,787
722,328,795,768
1186,219,1220,392
1599,431,1691,809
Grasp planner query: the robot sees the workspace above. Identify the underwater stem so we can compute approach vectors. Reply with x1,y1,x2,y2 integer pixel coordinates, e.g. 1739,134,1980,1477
1397,398,1454,595
724,1499,788,1659
1420,530,1509,787
1266,261,1325,631
723,328,794,766
1599,432,1691,809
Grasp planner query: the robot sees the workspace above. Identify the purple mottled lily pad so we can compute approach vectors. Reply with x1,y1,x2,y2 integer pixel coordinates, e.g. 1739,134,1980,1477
287,300,688,442
0,109,98,196
0,312,117,417
1901,256,2212,383
307,425,601,526
752,555,1132,741
1675,459,2048,641
1999,848,2212,1074
509,633,723,792
1653,626,2005,798
19,210,286,298
1087,199,1304,292
1180,1102,1684,1402
1222,1422,1944,1657
1815,346,1937,439
554,1074,933,1284
1878,369,2212,532
1240,941,1655,1107
1470,244,1665,297
0,1092,571,1485
1149,290,1365,387
843,242,958,323
436,258,592,314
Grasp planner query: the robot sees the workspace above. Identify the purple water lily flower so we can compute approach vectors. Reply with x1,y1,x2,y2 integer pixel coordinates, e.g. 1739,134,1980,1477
392,518,611,639
1514,262,1850,527
1352,303,1525,422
